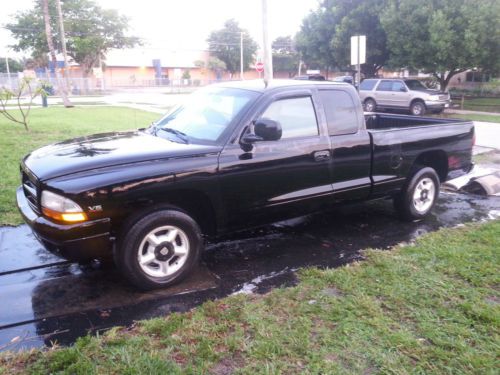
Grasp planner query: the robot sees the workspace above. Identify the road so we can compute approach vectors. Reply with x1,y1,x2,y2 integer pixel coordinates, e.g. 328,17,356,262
1,191,499,352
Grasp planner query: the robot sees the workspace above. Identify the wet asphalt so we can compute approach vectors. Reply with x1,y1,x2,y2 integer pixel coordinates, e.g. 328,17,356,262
1,191,499,352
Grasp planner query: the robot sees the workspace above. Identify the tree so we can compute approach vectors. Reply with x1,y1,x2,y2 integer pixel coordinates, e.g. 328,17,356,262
295,6,337,74
207,19,258,75
42,0,72,107
330,0,389,77
207,57,227,71
0,58,24,73
272,36,299,77
0,77,46,131
381,0,500,90
7,0,140,77
295,0,389,77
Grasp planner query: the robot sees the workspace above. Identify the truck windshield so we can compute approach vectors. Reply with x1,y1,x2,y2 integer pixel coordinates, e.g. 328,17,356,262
404,80,427,91
152,87,258,144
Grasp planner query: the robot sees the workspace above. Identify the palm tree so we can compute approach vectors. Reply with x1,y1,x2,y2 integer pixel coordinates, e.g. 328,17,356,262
41,0,72,107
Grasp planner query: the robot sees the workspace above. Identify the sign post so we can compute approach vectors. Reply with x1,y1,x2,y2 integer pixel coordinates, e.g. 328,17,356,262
350,35,366,89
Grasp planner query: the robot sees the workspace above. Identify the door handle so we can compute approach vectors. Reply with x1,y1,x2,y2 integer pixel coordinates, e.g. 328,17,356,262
313,150,331,162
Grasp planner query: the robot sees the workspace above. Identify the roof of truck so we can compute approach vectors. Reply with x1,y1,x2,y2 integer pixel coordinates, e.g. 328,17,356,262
213,79,349,93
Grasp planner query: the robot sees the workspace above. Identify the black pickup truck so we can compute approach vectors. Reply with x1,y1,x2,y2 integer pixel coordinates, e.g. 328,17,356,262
17,80,474,289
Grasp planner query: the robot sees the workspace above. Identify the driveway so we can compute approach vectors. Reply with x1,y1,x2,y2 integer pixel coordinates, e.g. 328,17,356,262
474,121,500,150
1,191,499,352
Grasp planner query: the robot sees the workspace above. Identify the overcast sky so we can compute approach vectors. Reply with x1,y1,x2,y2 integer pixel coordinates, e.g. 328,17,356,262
0,0,319,58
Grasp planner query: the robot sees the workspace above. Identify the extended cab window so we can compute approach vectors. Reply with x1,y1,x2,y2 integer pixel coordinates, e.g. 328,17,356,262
319,90,358,135
359,79,377,90
260,96,319,139
376,80,393,91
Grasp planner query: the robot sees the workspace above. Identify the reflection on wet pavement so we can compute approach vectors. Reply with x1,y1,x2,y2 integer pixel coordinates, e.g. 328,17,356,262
1,192,499,351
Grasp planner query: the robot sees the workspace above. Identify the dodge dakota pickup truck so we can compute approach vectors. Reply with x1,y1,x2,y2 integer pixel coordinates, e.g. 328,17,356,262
17,80,475,289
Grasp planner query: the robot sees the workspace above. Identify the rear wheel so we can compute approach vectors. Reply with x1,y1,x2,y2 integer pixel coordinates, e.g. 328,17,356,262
394,167,440,221
410,101,426,116
364,98,377,112
115,209,202,290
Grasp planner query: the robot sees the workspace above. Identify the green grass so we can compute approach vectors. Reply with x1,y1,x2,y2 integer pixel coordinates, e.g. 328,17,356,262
1,221,498,374
460,97,500,113
0,106,159,225
435,113,500,123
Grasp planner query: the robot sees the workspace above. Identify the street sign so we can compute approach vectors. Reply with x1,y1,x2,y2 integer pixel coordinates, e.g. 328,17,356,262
255,61,264,73
350,35,366,65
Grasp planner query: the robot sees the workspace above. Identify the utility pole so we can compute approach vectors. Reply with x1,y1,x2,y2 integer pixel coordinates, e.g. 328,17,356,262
261,0,273,85
240,32,244,80
55,0,71,92
357,36,361,89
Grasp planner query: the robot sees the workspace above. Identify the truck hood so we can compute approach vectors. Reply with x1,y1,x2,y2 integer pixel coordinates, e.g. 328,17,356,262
23,131,221,181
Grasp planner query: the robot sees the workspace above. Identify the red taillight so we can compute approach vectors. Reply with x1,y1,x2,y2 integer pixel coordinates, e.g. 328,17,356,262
472,133,476,146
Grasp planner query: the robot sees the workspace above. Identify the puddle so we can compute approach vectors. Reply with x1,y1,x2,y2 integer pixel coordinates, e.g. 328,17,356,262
1,191,499,351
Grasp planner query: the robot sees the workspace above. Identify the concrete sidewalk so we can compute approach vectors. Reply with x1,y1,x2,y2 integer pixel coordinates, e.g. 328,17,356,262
473,121,500,150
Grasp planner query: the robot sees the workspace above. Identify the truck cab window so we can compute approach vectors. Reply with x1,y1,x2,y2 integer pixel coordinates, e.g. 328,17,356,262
319,90,358,135
260,96,319,139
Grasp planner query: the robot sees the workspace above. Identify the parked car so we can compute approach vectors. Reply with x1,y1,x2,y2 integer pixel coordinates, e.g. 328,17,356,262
359,78,450,115
293,74,326,81
17,80,474,289
333,75,354,85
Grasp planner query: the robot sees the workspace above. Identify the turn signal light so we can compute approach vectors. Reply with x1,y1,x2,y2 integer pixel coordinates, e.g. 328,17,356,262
42,207,88,223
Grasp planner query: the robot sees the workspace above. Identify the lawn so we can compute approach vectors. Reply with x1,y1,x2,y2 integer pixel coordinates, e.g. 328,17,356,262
435,112,500,123
0,106,159,225
460,97,500,113
1,221,498,374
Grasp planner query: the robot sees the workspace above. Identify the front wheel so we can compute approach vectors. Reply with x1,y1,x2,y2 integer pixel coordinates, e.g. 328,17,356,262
394,167,440,221
410,101,426,116
116,209,202,290
364,98,377,112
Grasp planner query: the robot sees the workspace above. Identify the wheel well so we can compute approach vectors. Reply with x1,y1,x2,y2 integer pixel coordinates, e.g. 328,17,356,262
413,150,448,182
157,190,217,236
117,190,217,237
410,98,426,108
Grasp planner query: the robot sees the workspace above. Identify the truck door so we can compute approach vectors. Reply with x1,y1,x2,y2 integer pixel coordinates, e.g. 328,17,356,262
318,89,372,200
217,90,333,231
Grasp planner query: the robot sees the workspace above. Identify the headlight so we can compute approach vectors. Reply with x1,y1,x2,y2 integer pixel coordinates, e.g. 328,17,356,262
41,190,87,222
429,94,440,100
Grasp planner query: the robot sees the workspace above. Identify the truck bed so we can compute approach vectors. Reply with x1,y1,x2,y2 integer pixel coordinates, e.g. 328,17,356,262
365,113,469,131
362,113,474,194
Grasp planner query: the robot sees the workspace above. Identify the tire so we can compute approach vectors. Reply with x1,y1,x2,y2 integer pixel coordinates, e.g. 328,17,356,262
364,98,377,112
115,209,203,290
410,101,426,116
394,167,440,221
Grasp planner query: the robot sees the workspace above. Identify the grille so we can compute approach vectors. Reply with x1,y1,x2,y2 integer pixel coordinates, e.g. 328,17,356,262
22,169,40,215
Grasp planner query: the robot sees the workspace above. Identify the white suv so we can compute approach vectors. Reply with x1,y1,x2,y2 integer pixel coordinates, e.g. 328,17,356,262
358,78,450,115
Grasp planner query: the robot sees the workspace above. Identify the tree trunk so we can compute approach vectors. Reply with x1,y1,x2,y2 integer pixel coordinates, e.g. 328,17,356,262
433,69,465,91
42,0,72,107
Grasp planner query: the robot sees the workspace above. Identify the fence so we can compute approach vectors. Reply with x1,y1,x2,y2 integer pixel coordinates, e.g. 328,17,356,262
0,73,232,96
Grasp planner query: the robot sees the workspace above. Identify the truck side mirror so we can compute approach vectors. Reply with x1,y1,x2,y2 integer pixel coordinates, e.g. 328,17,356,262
254,118,282,141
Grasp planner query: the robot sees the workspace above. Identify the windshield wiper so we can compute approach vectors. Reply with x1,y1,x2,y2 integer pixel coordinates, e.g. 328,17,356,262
157,127,189,144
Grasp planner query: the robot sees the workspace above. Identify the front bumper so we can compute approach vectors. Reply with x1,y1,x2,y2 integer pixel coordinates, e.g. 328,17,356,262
16,186,113,261
424,99,450,109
